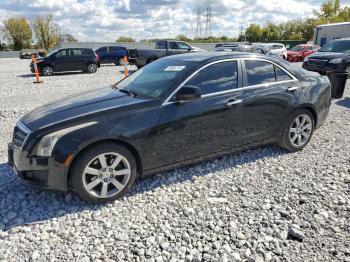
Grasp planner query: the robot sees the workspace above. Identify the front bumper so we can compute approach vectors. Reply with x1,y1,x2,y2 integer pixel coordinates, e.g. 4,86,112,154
287,56,300,62
8,143,69,192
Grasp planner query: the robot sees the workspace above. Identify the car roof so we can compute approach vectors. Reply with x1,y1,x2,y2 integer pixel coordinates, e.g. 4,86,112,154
163,52,269,63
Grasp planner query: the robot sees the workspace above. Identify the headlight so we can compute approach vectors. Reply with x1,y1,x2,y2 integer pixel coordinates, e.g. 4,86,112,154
36,122,97,156
329,58,342,64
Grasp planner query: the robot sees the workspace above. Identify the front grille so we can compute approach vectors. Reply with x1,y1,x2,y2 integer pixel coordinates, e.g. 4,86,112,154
308,59,328,66
12,122,31,149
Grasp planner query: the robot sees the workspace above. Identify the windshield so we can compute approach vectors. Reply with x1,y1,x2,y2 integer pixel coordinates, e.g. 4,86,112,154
319,40,350,53
290,45,304,51
115,59,197,98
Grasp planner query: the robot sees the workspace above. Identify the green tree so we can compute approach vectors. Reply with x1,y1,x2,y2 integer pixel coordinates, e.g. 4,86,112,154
32,14,60,50
245,24,263,42
2,17,32,50
175,34,191,42
116,36,136,42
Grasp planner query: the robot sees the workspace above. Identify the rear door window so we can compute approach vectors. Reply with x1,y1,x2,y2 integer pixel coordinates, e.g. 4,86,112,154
186,61,238,95
244,60,292,86
275,67,292,81
70,49,83,56
110,46,120,52
155,41,167,49
97,47,107,53
245,60,276,86
169,42,178,49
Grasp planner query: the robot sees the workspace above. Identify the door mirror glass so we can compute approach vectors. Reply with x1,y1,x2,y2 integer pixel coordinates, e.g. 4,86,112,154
176,85,201,102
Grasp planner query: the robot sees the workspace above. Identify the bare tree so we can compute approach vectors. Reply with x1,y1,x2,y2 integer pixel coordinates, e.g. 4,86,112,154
32,14,60,50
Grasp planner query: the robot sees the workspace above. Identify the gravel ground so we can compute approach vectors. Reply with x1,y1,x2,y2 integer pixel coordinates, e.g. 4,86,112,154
0,58,349,262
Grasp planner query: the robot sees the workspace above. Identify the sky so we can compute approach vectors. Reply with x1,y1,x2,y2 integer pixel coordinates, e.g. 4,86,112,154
0,0,348,42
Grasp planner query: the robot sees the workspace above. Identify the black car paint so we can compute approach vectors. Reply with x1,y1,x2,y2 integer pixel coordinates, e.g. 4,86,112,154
30,48,99,74
9,53,331,192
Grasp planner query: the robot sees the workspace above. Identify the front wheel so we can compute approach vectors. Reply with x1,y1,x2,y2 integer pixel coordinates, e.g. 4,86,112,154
71,143,137,203
279,109,314,152
86,63,98,73
41,65,54,76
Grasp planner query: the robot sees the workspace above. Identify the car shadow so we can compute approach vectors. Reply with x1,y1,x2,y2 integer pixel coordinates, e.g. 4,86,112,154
0,146,287,231
17,74,34,78
335,97,350,108
17,71,95,78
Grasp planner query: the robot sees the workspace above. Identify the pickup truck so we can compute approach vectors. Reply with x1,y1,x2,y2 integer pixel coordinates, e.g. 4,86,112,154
128,40,204,68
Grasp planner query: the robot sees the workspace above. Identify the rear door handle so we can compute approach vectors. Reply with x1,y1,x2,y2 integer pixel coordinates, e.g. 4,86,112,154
287,87,299,92
226,99,243,107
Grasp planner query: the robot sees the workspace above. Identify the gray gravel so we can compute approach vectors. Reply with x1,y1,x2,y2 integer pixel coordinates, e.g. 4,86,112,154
0,58,349,261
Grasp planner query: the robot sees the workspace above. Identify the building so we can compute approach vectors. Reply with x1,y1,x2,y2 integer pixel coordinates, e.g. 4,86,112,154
314,22,350,47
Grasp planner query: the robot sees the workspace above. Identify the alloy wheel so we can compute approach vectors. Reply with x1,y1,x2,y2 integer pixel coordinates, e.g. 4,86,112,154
82,152,131,198
87,63,97,73
289,114,313,147
42,66,53,76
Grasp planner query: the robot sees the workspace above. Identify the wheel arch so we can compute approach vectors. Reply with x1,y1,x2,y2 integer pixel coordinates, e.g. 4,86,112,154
295,104,318,127
67,138,143,189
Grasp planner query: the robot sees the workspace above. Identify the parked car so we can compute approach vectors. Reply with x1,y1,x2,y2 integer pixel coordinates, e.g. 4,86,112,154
94,46,128,65
129,39,205,68
9,52,331,203
30,48,100,76
20,49,47,59
253,43,288,60
302,38,350,74
215,44,267,54
287,44,320,62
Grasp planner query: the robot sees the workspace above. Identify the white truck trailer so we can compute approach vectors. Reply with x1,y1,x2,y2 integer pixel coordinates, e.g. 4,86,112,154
314,22,350,47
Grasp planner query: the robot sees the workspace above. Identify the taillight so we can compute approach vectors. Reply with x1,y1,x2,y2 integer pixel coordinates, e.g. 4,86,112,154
96,54,99,61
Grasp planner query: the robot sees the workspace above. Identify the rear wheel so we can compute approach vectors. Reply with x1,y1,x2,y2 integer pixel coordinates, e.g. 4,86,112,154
71,143,137,203
41,65,54,76
279,109,314,152
86,63,98,73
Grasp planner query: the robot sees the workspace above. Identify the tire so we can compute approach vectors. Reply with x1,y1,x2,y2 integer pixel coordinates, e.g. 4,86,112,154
41,65,54,76
86,63,98,73
278,109,314,152
118,58,125,66
70,143,137,203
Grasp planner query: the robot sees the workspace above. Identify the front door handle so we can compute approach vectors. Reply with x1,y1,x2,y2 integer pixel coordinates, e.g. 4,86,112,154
287,86,299,92
226,99,243,107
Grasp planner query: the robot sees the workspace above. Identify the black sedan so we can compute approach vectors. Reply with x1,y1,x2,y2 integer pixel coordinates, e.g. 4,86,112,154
9,52,331,203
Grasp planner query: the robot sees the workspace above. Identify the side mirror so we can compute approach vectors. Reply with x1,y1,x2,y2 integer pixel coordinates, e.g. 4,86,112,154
175,85,201,103
188,47,193,52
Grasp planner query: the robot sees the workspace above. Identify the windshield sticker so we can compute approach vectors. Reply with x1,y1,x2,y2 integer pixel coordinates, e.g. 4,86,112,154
164,66,186,72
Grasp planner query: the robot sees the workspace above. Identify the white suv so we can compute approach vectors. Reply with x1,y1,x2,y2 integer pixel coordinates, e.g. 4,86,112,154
253,43,288,60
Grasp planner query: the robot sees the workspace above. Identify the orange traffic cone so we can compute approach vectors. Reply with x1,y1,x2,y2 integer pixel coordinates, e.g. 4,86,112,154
32,54,43,84
123,56,129,77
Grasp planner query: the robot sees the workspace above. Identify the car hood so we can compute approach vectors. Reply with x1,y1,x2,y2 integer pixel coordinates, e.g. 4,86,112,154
307,52,348,60
287,51,301,55
21,87,146,131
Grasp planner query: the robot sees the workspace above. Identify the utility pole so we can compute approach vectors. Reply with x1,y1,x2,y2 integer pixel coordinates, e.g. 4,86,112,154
205,5,212,39
195,8,202,40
